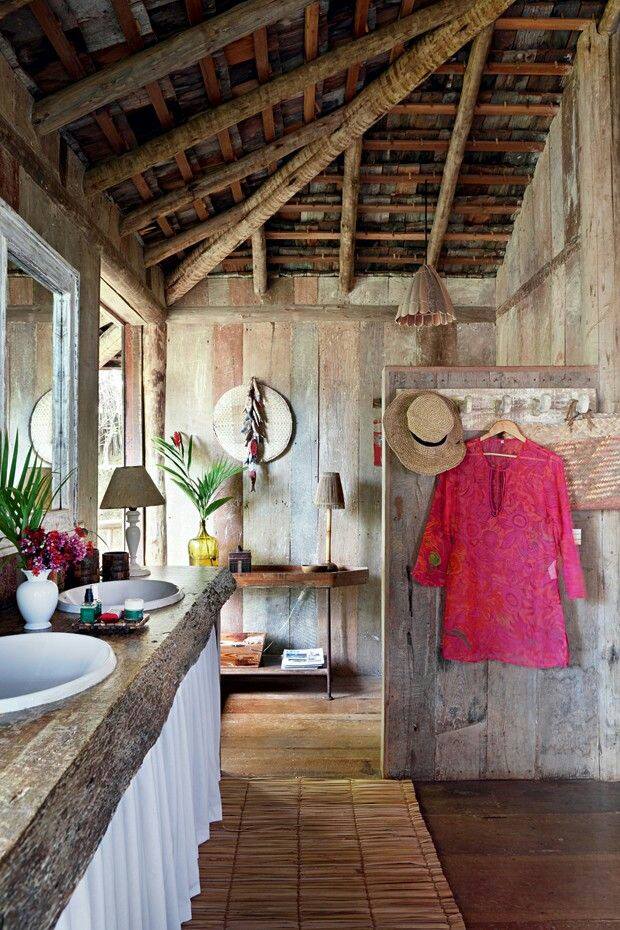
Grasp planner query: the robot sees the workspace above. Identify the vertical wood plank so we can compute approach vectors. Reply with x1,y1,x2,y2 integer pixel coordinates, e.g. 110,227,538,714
242,322,292,650
288,322,319,649
318,321,360,674
212,323,244,634
143,323,167,567
123,324,143,466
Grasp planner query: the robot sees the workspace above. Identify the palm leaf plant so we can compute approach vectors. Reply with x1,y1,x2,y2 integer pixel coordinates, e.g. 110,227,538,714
153,432,244,523
0,431,67,548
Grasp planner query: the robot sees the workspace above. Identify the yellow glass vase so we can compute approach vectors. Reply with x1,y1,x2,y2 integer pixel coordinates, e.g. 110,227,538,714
188,520,219,566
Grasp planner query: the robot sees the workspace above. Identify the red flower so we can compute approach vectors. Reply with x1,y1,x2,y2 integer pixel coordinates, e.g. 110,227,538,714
172,431,182,448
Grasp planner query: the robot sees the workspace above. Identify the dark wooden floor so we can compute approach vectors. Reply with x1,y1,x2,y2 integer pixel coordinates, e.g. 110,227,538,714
416,779,620,930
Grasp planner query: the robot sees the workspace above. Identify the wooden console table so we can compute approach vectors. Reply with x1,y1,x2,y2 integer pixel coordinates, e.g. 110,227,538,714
222,566,369,699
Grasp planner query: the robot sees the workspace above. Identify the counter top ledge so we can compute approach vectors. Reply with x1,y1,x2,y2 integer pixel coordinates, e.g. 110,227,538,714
0,566,235,930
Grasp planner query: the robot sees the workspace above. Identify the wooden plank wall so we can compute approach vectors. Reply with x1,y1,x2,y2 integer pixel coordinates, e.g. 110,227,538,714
495,25,619,781
383,365,601,781
165,275,495,676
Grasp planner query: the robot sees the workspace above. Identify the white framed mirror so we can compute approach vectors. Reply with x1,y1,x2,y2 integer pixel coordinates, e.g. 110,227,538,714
0,197,80,553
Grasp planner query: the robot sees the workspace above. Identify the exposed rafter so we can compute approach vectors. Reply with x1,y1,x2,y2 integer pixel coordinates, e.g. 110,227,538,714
251,228,268,297
426,25,493,267
339,139,363,294
83,0,478,194
598,0,620,34
119,110,343,236
166,0,516,303
32,0,310,134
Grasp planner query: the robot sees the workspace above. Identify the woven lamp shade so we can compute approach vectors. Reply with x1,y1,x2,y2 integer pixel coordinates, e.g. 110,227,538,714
315,472,345,509
395,265,456,327
100,465,165,509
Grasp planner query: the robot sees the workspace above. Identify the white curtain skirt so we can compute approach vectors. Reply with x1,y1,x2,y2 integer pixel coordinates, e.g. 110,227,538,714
54,631,221,930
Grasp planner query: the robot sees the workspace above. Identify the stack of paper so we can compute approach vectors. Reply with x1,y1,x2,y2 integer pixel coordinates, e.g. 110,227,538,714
281,648,325,670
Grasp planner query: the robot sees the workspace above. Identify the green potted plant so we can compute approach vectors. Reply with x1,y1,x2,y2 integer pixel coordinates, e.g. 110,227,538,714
153,431,244,566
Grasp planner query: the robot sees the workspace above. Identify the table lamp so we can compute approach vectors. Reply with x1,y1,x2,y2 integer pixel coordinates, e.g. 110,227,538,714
315,472,345,570
100,466,165,577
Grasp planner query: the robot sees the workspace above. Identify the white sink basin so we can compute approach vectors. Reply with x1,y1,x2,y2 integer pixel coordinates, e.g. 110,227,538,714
57,578,184,614
0,632,116,717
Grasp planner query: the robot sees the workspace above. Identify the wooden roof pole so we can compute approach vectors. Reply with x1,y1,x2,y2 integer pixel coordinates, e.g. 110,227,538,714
339,0,370,294
339,139,363,294
251,228,268,297
32,0,310,135
0,0,31,18
83,0,478,195
166,0,515,303
598,0,620,34
426,24,493,268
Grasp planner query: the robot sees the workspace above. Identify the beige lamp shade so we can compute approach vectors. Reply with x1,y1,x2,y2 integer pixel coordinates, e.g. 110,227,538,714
315,472,345,510
100,465,165,509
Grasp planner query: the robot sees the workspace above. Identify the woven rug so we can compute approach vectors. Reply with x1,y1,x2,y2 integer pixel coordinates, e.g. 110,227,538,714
185,777,464,930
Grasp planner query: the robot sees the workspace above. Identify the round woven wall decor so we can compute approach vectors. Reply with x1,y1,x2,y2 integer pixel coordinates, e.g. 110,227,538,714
212,384,293,463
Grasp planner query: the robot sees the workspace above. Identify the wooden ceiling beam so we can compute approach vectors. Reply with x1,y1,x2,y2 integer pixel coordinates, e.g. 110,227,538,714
436,61,572,76
494,17,592,31
313,171,532,186
0,0,31,17
165,0,518,303
32,0,310,134
84,0,479,194
222,253,503,268
251,227,268,296
112,0,210,222
427,24,493,267
278,201,521,215
363,138,544,152
598,0,620,34
339,138,363,293
265,230,510,242
303,2,321,124
185,0,244,204
391,102,558,116
121,110,343,237
390,0,418,62
30,0,174,237
339,0,370,293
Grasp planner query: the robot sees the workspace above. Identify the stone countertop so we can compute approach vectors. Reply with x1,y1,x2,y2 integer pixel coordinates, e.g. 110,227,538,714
0,566,235,930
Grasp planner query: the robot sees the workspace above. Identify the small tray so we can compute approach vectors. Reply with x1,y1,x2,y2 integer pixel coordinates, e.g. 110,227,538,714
74,613,150,634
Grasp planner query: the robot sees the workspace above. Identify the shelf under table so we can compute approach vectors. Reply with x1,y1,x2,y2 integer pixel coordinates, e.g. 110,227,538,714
221,655,327,676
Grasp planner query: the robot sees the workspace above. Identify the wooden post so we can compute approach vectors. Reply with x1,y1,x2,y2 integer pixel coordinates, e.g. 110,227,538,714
426,24,493,267
339,139,363,294
251,227,268,297
143,323,167,567
123,325,143,467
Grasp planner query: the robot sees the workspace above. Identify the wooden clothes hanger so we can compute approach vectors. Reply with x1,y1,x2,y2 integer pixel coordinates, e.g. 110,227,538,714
480,419,527,458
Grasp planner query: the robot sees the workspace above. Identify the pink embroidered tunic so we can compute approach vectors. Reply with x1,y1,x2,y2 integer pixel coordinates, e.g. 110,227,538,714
413,437,585,668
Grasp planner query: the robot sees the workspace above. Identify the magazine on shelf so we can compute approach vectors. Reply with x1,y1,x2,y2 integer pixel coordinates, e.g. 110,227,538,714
281,648,325,670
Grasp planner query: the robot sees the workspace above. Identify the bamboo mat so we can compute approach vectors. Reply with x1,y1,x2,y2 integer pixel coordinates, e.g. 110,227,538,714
185,777,465,930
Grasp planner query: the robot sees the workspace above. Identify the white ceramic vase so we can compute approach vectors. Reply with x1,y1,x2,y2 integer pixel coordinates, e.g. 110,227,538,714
16,569,58,632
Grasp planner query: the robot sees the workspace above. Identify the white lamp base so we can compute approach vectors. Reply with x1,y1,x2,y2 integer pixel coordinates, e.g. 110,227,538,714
125,508,151,578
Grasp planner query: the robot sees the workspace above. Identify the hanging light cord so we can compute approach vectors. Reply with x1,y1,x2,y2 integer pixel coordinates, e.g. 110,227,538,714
423,180,428,266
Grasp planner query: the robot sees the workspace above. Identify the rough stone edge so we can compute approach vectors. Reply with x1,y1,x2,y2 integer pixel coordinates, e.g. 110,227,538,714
0,568,236,930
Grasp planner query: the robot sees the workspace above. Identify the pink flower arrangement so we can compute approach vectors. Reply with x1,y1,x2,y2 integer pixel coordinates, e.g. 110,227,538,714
18,525,93,575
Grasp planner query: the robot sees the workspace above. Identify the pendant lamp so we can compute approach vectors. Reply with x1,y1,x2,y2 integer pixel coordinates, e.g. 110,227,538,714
395,182,456,327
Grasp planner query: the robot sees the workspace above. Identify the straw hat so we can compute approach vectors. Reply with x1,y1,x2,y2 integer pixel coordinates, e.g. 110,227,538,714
383,391,465,476
213,384,293,463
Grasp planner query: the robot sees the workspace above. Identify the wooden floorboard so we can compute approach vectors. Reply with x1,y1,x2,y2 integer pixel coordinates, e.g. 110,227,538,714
221,675,381,778
416,780,620,930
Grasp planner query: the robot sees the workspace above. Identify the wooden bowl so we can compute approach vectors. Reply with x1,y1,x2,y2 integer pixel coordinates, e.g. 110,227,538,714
301,564,329,573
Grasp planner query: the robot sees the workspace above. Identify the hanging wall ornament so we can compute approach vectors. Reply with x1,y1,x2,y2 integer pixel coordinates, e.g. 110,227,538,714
212,380,293,491
395,181,456,327
242,378,265,490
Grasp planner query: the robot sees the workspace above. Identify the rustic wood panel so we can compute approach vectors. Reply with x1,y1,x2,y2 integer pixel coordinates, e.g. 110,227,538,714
494,27,618,781
166,280,496,678
382,366,601,780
